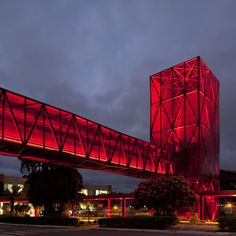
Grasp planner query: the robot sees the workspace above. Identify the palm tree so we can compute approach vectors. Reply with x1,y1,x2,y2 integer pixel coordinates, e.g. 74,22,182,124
4,185,24,215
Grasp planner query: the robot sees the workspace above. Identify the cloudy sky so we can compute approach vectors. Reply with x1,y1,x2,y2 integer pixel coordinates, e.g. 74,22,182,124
0,0,235,192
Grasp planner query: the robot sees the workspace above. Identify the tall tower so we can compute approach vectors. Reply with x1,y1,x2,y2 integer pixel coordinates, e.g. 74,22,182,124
150,57,219,194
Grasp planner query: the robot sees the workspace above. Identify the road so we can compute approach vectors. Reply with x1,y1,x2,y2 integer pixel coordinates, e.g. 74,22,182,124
0,223,228,236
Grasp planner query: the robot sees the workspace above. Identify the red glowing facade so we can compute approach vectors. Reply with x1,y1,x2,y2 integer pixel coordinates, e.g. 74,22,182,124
0,88,171,178
0,56,220,220
150,57,219,220
150,57,219,186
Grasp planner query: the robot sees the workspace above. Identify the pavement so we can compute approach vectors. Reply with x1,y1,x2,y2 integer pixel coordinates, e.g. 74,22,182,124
0,222,78,236
0,223,235,236
99,227,235,236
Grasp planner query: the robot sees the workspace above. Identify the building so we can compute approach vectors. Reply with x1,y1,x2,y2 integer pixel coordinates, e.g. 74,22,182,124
0,174,112,216
0,174,31,215
80,184,111,196
0,57,222,220
0,174,25,193
0,174,112,197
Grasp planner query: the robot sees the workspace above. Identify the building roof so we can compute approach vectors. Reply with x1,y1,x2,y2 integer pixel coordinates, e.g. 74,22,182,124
0,174,25,185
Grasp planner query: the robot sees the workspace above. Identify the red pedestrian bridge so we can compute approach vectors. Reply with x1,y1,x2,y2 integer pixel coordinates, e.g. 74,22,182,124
0,87,171,178
0,56,220,220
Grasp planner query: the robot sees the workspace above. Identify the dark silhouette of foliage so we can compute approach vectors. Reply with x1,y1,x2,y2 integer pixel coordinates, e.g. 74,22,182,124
220,170,236,190
4,185,24,215
14,204,31,216
20,159,83,217
98,216,177,229
0,181,4,196
133,176,195,215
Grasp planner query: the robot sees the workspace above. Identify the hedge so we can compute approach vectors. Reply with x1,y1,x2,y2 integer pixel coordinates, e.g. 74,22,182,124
0,216,78,226
217,216,236,232
98,216,177,229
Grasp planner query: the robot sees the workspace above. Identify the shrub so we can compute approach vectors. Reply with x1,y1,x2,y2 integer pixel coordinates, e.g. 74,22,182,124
217,216,236,232
98,216,177,229
0,216,78,226
14,204,31,216
133,176,195,215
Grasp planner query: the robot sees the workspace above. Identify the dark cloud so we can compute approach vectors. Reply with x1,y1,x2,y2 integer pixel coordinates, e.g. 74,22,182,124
0,0,236,191
0,156,21,176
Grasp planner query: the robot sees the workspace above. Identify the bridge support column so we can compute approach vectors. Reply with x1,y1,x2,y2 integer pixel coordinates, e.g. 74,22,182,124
72,202,76,217
122,198,126,217
201,196,205,220
197,196,201,220
149,208,154,216
107,198,111,218
34,207,39,217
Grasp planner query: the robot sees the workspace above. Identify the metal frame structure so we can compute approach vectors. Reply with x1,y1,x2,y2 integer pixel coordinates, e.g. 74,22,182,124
150,57,220,220
0,88,171,178
0,56,220,220
3,190,235,219
83,194,134,218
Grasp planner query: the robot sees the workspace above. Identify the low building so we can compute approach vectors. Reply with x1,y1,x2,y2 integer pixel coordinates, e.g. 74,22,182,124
0,174,112,197
0,174,25,193
0,174,112,216
80,184,111,196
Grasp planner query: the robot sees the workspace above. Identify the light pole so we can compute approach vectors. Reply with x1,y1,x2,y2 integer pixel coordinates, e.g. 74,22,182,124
226,203,233,215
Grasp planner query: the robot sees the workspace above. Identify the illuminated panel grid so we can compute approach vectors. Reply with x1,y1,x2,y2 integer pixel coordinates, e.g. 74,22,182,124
0,88,171,177
150,57,219,189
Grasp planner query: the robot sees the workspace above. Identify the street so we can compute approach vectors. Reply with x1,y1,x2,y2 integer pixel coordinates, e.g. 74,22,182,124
0,223,230,236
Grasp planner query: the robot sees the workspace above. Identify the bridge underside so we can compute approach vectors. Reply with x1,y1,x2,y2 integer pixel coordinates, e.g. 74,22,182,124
0,56,221,220
0,88,172,178
0,141,165,179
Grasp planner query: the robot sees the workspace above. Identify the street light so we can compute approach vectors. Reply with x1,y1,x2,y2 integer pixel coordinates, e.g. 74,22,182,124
225,202,233,215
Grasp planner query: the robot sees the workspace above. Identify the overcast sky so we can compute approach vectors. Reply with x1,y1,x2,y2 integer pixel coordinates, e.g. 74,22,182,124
0,0,235,192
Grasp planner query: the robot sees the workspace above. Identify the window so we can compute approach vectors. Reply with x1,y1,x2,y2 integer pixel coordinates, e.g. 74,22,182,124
95,190,108,196
80,189,88,196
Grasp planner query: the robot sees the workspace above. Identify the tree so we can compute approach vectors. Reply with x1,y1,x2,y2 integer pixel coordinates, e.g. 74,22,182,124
133,176,195,215
220,170,236,190
0,181,4,196
4,185,24,215
20,159,83,217
218,170,236,208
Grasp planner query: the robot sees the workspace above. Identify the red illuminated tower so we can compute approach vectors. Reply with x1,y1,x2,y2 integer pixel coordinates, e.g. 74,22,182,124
150,57,219,220
0,56,220,220
150,56,219,191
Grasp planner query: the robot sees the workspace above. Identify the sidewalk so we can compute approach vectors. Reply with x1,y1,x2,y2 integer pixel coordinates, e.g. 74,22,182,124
0,221,72,228
172,223,218,232
0,221,99,230
98,227,234,235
